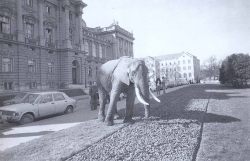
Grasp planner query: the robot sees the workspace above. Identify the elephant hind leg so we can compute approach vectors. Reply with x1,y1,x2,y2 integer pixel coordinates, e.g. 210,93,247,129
105,89,120,126
98,87,106,122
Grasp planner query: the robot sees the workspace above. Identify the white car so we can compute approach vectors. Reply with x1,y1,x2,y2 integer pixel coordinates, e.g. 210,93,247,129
0,91,76,124
3,92,29,106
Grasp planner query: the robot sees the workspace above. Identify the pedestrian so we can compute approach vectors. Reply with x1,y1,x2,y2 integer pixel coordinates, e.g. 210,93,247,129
89,81,99,110
156,78,161,96
162,77,166,94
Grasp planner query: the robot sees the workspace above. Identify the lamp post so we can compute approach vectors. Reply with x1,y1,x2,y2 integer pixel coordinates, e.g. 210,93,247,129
84,60,87,88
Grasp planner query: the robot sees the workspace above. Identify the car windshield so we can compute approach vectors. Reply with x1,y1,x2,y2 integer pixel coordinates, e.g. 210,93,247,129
14,93,27,99
22,94,39,104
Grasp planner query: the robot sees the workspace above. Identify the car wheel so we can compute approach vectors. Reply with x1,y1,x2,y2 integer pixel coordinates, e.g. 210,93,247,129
19,113,34,125
64,106,74,114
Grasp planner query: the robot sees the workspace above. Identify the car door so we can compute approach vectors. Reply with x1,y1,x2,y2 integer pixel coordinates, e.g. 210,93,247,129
53,93,68,113
38,94,56,117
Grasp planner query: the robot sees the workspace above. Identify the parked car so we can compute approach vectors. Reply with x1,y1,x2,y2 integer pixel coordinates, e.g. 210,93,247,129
0,91,76,124
3,92,29,106
176,78,189,86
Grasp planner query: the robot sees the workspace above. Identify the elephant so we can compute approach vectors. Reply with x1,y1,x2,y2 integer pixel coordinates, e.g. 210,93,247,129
97,56,161,126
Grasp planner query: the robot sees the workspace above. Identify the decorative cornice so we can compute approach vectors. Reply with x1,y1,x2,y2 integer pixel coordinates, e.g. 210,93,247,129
0,5,15,16
23,14,38,23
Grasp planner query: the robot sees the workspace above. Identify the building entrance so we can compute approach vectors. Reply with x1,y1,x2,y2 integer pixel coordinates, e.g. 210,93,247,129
72,60,80,84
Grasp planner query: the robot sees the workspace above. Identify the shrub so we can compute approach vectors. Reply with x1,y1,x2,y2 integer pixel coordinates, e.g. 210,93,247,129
219,53,250,88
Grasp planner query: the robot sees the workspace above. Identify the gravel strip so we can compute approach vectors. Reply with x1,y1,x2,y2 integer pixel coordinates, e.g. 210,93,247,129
67,85,210,161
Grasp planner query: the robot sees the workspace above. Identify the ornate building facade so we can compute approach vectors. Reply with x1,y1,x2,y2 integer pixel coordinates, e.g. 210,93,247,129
0,0,134,93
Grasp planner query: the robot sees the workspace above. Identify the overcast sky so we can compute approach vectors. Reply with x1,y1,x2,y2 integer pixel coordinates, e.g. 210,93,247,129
83,0,250,62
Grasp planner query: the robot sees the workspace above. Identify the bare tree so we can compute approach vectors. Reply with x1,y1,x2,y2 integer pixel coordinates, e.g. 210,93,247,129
201,56,220,80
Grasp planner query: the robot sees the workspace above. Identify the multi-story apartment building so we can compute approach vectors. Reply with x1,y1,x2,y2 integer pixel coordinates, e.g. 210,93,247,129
156,52,200,83
0,0,134,93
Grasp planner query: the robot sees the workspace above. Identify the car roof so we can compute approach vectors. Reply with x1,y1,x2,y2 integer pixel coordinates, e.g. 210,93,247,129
31,91,64,95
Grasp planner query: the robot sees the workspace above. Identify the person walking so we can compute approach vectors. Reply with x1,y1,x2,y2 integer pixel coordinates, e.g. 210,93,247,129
156,78,161,96
89,81,99,110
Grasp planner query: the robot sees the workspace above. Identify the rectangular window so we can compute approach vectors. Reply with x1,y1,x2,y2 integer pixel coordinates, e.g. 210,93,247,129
183,60,185,64
45,28,53,43
26,23,34,38
189,73,192,77
28,60,36,72
53,93,65,101
0,15,10,34
188,66,191,70
183,66,186,70
4,82,13,90
87,41,92,55
69,11,72,20
2,58,13,72
26,0,33,7
40,94,53,103
46,6,51,14
188,60,191,64
48,62,54,73
29,82,37,89
96,44,100,57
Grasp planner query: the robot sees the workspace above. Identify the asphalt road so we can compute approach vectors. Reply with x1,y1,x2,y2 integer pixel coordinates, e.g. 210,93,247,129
0,97,99,151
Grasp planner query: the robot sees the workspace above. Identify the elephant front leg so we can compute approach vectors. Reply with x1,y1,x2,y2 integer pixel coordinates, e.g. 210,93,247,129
98,88,106,122
113,104,120,120
124,88,136,124
105,90,120,126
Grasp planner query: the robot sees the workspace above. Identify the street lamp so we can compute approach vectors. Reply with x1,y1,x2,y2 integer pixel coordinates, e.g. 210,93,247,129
84,60,87,88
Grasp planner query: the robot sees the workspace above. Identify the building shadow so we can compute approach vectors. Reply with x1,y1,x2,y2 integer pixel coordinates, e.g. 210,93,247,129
118,84,242,124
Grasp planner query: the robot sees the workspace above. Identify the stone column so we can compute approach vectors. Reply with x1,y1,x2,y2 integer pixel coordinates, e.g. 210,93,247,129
63,0,72,48
74,1,86,51
38,0,45,46
17,0,24,42
77,10,84,51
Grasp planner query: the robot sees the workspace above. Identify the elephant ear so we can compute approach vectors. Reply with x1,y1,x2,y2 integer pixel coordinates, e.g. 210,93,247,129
113,58,132,86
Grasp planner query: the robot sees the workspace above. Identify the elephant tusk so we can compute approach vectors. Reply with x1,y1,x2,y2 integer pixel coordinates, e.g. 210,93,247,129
149,88,161,103
135,86,149,106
